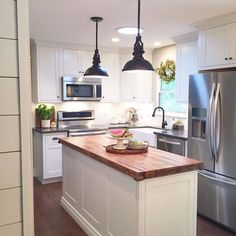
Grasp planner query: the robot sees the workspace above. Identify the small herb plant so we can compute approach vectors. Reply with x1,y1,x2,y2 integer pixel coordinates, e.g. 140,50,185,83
37,104,55,120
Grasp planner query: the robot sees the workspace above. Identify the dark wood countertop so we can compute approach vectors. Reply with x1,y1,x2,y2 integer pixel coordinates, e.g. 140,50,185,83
59,135,202,181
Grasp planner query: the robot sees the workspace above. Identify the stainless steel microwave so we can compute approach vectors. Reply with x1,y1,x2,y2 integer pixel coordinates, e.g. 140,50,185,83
62,76,102,101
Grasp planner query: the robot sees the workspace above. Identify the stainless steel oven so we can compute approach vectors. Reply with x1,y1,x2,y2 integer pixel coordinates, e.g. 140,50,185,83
57,110,108,136
62,76,102,101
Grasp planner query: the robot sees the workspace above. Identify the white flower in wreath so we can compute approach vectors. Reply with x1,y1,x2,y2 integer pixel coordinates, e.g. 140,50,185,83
155,59,175,84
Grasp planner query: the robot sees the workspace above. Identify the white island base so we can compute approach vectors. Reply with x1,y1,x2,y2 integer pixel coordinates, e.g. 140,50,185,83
61,145,198,236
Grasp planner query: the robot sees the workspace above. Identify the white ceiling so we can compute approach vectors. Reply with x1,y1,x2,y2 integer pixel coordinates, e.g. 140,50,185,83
29,0,236,49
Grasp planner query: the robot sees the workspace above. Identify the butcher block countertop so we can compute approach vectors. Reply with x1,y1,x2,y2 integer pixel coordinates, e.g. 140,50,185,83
59,135,203,181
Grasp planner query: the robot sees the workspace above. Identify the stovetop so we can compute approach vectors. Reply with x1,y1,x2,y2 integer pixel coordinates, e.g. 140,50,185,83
67,124,108,133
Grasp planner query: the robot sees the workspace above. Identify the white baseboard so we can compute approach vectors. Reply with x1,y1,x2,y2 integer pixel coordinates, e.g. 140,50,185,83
60,197,102,236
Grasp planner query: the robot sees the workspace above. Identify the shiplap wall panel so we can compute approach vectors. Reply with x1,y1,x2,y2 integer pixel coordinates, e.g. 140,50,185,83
0,0,17,39
0,222,22,236
0,39,18,77
0,116,20,153
0,188,22,226
0,78,19,115
0,152,21,190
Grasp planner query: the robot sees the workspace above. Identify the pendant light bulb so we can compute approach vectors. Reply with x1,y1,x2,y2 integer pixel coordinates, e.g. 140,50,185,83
122,0,154,72
84,17,109,78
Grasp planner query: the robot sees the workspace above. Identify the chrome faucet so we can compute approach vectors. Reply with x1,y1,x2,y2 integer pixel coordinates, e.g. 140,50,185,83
152,106,168,129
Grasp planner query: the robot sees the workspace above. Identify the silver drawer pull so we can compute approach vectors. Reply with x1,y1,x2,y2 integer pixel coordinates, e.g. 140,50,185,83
52,137,59,141
158,138,181,145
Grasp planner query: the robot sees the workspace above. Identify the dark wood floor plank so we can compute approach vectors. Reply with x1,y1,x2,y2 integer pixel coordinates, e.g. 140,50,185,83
34,178,235,236
34,179,87,236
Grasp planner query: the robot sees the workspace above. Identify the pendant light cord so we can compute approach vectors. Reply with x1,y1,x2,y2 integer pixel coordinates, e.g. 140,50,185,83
138,0,140,36
95,20,98,50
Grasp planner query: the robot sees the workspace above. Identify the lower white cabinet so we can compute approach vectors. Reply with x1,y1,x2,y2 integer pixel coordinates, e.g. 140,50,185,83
33,131,67,184
61,145,198,236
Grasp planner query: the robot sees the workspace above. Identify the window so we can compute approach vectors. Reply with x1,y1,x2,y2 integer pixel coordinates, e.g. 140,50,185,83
159,80,187,113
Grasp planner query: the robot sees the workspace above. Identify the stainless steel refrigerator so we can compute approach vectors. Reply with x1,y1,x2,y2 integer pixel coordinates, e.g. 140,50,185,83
188,71,236,232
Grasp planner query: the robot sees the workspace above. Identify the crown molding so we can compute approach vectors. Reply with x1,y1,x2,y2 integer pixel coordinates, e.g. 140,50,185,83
171,31,198,44
192,11,236,30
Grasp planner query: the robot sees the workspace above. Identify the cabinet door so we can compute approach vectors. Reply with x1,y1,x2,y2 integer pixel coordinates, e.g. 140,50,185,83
62,49,79,76
229,22,236,64
175,41,198,102
101,52,119,102
38,46,60,102
199,26,228,68
44,133,67,179
80,50,94,75
120,54,135,101
134,72,153,102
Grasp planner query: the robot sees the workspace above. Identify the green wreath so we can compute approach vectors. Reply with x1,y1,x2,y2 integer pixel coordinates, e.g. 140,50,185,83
156,59,175,84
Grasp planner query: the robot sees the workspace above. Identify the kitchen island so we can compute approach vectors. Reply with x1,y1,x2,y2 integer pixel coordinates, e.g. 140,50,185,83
59,135,202,236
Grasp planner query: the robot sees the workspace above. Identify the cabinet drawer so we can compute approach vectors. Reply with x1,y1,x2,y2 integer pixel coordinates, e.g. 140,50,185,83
0,222,22,236
0,39,18,77
0,0,17,39
45,133,67,147
0,187,22,226
0,152,21,190
0,116,20,153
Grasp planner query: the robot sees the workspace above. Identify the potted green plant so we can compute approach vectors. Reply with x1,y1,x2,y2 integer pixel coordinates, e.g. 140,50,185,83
37,104,55,128
172,119,184,130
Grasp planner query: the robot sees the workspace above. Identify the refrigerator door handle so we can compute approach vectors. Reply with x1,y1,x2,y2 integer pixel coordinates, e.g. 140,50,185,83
208,83,216,161
214,83,222,162
199,171,236,186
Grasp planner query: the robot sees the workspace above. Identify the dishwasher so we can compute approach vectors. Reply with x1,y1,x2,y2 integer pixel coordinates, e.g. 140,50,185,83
156,134,186,156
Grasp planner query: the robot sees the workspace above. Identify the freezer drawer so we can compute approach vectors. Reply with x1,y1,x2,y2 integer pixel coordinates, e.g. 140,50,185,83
156,134,185,156
198,170,236,232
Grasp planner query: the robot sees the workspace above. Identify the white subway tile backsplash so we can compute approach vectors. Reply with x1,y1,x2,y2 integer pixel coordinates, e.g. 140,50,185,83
0,152,21,190
0,78,19,115
0,116,20,153
0,0,17,39
0,39,18,77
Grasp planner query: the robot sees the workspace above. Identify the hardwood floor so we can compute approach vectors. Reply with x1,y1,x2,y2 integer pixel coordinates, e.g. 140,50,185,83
34,179,236,236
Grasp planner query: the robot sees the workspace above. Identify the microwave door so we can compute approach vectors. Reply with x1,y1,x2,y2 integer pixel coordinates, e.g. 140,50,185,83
64,83,94,101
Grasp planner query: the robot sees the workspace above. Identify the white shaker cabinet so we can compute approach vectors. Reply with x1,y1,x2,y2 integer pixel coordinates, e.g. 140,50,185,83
62,49,94,77
101,52,120,102
198,22,236,70
172,32,198,102
33,131,67,184
31,42,61,103
120,54,153,103
175,41,198,102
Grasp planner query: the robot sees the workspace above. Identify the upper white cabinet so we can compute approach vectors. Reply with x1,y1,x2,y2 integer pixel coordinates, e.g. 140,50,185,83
62,49,120,102
31,41,61,103
198,22,236,70
101,52,120,102
62,49,94,77
175,41,198,102
172,32,198,102
120,54,153,103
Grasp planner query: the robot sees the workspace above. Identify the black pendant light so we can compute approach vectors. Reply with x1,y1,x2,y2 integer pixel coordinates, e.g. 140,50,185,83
84,17,108,77
122,0,154,72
